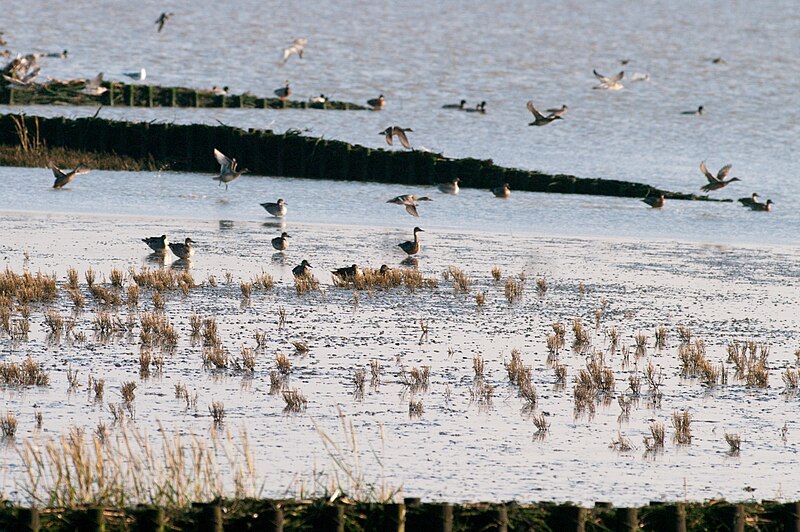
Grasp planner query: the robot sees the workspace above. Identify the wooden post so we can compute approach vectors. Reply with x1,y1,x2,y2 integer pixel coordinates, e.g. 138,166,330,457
133,506,164,532
716,504,745,532
147,86,154,107
170,88,177,107
772,502,800,532
193,90,200,108
545,505,586,532
382,503,405,532
7,88,14,105
106,84,114,106
192,502,223,532
407,503,451,532
256,503,284,532
314,503,344,532
15,507,40,532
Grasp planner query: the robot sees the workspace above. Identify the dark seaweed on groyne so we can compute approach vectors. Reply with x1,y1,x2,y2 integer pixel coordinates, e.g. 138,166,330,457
0,81,366,110
0,498,797,531
0,113,720,201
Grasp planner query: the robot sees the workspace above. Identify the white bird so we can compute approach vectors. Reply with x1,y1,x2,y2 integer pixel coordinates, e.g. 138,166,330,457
592,69,624,90
261,198,287,217
282,38,307,63
212,148,248,190
123,68,146,81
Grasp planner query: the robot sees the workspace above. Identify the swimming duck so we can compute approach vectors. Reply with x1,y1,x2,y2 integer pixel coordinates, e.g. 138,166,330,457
271,232,290,251
442,99,466,109
46,50,68,59
642,194,665,208
592,69,624,90
169,238,195,259
50,162,90,189
527,101,563,126
386,194,432,217
212,148,248,190
274,81,291,101
261,198,288,217
545,104,568,117
332,264,360,280
282,38,307,63
380,126,413,149
438,178,460,194
491,183,511,198
124,68,146,81
142,234,169,252
465,101,486,113
750,199,773,212
210,86,229,96
699,161,740,192
398,227,424,256
155,12,173,32
367,94,386,110
80,73,107,96
738,193,760,207
682,106,704,116
292,259,313,277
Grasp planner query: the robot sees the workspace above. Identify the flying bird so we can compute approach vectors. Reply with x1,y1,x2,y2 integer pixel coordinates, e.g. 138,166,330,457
155,12,173,32
50,162,90,189
212,148,248,190
545,104,568,117
386,194,432,217
699,161,739,192
380,126,413,149
527,101,563,126
282,38,307,63
592,69,624,90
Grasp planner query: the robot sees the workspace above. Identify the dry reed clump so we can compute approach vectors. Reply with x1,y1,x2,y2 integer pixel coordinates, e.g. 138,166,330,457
654,326,667,349
252,272,274,290
572,318,591,351
782,368,800,391
66,267,79,290
491,265,502,282
370,359,382,388
0,356,50,386
240,281,253,299
67,287,85,308
532,412,550,435
233,345,257,372
282,389,307,413
672,410,692,445
292,341,309,355
554,364,567,385
644,360,664,395
35,410,43,429
469,381,495,406
109,267,125,288
610,431,635,452
474,291,486,307
120,381,136,404
90,284,122,306
18,424,259,508
725,432,741,454
92,377,105,401
67,366,79,389
408,399,424,418
634,331,648,356
209,401,225,425
139,311,178,349
677,325,692,344
202,343,229,369
628,371,642,396
268,371,284,395
152,292,166,311
443,266,471,293
535,277,547,297
353,369,366,399
1,411,18,438
472,355,485,379
504,277,524,304
277,306,287,329
643,421,666,452
0,269,58,305
43,308,64,335
585,351,615,393
126,284,140,307
400,365,431,393
727,340,770,386
189,313,202,337
504,349,527,384
294,274,320,295
606,327,620,352
202,317,219,346
275,352,292,375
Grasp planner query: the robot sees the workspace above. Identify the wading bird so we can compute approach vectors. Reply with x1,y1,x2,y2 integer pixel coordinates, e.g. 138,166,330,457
398,227,424,256
367,94,385,110
271,232,290,251
169,237,195,259
642,194,665,208
213,149,248,190
261,198,287,217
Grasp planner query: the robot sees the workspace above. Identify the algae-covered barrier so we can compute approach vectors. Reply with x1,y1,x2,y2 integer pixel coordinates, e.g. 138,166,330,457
0,113,715,200
0,80,366,110
0,499,797,531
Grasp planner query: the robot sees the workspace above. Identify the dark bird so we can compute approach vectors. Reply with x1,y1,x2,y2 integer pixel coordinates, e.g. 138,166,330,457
442,99,466,109
169,238,195,259
292,259,313,277
50,162,90,189
681,106,704,116
738,193,760,207
750,199,773,212
332,264,360,280
155,12,173,32
398,227,424,256
261,198,287,218
274,81,291,101
142,234,169,252
367,94,385,110
271,232,290,251
711,57,727,64
465,101,486,113
642,194,665,208
699,161,740,192
380,126,413,149
527,101,563,126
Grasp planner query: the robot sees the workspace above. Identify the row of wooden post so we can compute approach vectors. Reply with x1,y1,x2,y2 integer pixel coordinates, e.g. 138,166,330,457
3,500,800,531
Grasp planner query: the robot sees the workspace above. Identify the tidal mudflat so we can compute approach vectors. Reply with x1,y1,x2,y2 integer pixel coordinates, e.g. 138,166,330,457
1,208,799,507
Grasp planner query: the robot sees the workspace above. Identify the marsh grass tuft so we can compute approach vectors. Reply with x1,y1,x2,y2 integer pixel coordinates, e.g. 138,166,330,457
370,359,382,388
532,412,549,435
1,411,18,438
109,268,125,288
0,356,50,385
677,325,692,344
725,432,741,454
535,277,547,297
491,265,502,282
672,410,692,445
353,369,366,400
634,331,648,356
121,381,136,404
643,421,665,452
654,326,667,349
472,355,485,379
475,291,486,307
446,266,471,293
240,281,253,299
84,267,96,287
252,272,274,290
572,318,591,351
209,401,225,425
282,389,307,413
292,341,309,355
504,277,524,304
408,399,424,418
276,352,292,375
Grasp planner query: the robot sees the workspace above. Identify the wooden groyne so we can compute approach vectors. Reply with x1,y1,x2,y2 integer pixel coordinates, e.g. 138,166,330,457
0,499,797,531
0,81,366,110
0,113,716,201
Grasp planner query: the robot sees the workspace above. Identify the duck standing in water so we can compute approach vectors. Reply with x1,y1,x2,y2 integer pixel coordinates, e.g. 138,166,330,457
261,198,288,217
380,126,413,149
143,234,169,252
386,194,432,217
398,227,424,256
292,260,313,277
699,161,740,192
272,232,290,251
438,178,460,194
367,94,386,110
642,194,665,208
169,238,195,259
212,148,248,190
442,99,466,109
491,183,511,198
50,162,90,189
274,81,291,101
